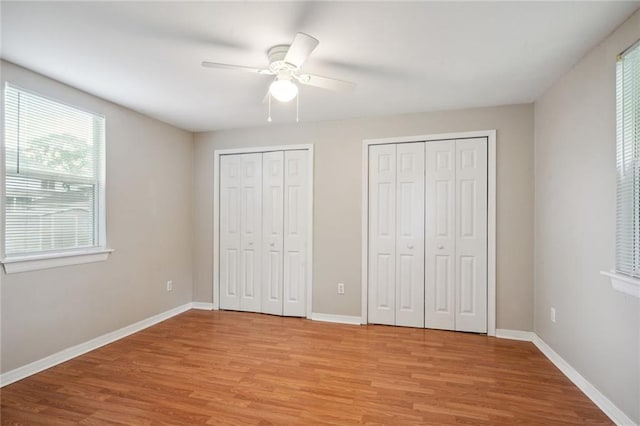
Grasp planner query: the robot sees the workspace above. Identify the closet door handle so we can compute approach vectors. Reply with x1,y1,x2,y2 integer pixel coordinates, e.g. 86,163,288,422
407,244,414,249
438,245,444,250
248,242,253,246
270,242,275,247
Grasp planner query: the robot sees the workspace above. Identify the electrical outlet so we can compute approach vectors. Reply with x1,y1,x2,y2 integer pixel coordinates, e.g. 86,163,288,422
337,282,345,295
166,280,173,292
550,307,556,323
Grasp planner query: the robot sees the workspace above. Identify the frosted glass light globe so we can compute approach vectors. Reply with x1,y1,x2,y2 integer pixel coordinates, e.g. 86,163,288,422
269,79,298,102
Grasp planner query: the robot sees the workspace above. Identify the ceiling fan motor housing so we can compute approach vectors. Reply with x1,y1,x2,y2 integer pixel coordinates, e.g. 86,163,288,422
268,44,297,77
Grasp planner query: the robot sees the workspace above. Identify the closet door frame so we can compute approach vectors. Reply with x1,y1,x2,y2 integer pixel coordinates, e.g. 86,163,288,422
213,144,314,319
361,131,496,336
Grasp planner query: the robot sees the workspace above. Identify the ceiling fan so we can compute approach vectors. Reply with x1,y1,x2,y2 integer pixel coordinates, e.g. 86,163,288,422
201,33,356,104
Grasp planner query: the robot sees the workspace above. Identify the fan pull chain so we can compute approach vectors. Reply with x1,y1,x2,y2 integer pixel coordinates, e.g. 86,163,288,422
296,91,299,123
267,93,272,123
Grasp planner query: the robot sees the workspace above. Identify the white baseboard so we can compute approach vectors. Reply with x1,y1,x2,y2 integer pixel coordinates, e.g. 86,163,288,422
495,328,536,341
495,330,635,425
310,312,362,325
531,335,636,426
191,302,214,310
0,302,193,387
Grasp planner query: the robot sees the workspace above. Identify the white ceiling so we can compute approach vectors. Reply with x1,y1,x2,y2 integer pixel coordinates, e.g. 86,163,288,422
1,1,638,132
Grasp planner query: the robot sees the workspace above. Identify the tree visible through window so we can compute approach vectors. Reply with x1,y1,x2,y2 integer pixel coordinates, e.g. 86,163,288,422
3,84,105,257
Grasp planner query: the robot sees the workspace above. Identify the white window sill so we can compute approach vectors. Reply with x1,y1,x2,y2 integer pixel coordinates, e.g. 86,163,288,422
1,248,114,274
600,270,640,298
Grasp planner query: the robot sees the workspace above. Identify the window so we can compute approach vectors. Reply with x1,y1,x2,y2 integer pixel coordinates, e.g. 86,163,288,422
616,40,640,280
3,84,106,263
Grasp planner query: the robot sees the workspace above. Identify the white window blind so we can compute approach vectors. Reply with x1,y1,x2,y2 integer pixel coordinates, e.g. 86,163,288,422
616,41,640,279
3,84,105,257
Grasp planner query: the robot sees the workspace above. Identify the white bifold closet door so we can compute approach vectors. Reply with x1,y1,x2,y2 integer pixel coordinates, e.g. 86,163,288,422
369,138,487,333
424,138,487,333
425,141,456,330
261,151,285,316
453,138,487,333
220,150,308,317
220,153,263,312
283,150,308,317
369,142,425,327
368,144,396,325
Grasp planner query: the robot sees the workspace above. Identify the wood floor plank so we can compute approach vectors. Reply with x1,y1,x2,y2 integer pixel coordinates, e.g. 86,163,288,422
1,310,612,425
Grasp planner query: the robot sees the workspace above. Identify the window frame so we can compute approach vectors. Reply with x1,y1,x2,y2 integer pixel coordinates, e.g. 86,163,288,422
602,39,640,298
1,82,111,273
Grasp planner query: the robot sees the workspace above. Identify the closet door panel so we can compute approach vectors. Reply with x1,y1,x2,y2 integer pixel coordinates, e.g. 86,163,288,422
219,155,242,310
425,141,456,330
239,153,262,312
262,151,284,315
455,138,487,333
368,144,396,325
395,142,425,328
283,150,308,317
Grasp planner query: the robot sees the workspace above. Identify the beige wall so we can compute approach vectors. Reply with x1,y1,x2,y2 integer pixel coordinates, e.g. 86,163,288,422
0,61,194,373
534,10,640,423
194,104,535,331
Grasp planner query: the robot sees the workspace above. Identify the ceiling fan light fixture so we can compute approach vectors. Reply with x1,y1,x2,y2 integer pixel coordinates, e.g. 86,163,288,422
269,78,298,102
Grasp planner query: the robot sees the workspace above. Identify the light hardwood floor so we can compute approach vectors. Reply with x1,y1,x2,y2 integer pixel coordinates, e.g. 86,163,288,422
1,310,611,425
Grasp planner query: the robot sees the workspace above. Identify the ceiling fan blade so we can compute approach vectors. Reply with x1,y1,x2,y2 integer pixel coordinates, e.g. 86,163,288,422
297,74,356,92
201,61,272,75
284,33,319,69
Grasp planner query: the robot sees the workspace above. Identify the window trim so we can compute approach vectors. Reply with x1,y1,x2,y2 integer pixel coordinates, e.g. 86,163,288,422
2,248,114,274
603,39,640,298
601,271,640,298
0,82,110,272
